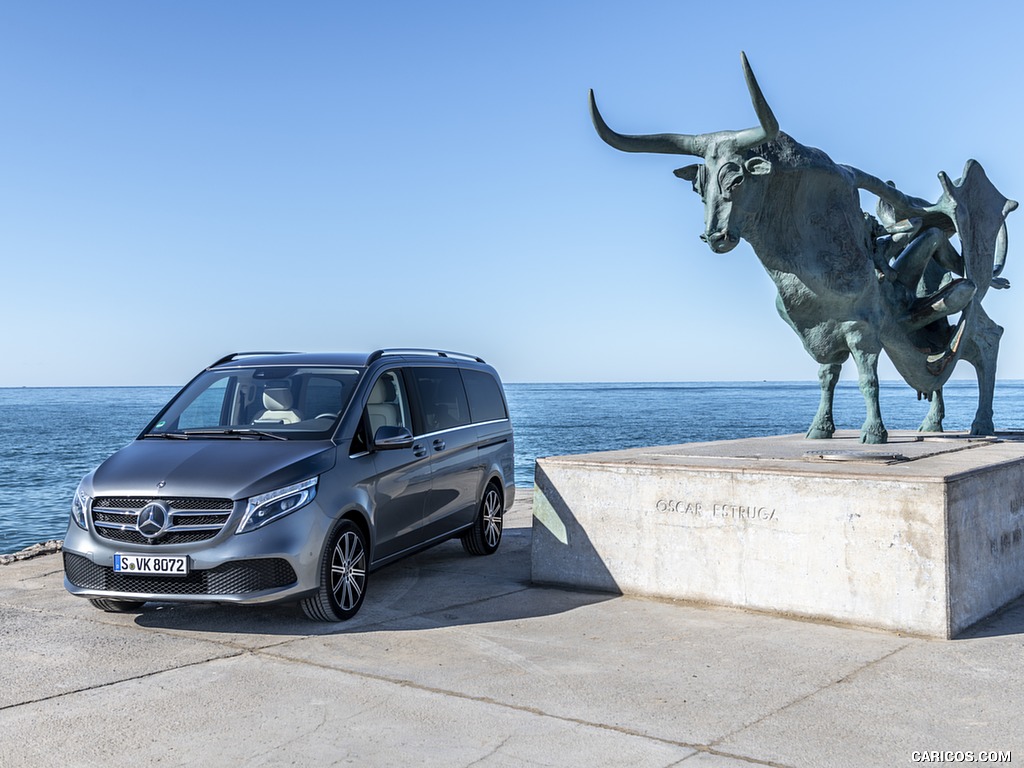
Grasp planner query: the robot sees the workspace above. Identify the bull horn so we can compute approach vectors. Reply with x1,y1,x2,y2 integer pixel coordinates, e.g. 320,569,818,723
733,51,779,151
589,89,707,157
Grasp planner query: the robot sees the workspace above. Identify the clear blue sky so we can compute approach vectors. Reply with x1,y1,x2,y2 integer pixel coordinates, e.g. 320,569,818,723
2,1,1021,386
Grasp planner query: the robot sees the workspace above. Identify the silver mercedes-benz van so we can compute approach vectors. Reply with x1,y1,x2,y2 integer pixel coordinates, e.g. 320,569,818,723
63,349,515,621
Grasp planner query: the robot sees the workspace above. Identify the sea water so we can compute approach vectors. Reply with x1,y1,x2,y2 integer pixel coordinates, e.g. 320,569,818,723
2,381,1023,554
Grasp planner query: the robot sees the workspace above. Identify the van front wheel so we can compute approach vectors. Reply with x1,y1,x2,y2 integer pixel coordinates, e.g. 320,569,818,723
301,520,369,621
461,484,503,556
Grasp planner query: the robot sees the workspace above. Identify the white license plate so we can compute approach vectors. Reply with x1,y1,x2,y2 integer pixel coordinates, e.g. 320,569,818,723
113,554,189,576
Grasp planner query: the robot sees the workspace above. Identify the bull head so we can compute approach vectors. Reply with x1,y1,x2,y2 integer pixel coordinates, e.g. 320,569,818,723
590,52,779,254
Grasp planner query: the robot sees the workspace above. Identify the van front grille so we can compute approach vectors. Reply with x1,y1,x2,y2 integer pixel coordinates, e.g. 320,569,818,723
91,497,234,545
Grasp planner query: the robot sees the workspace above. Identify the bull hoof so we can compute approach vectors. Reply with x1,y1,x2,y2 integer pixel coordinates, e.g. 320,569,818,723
970,419,995,436
806,416,835,440
918,420,943,433
860,425,888,444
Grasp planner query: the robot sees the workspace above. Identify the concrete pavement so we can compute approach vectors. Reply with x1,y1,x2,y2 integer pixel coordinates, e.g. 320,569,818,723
1,496,1021,767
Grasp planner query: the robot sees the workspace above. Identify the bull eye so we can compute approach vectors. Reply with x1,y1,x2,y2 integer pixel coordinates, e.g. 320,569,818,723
720,161,745,196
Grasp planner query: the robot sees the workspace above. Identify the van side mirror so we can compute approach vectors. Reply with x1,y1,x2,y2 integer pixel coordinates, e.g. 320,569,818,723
372,425,414,450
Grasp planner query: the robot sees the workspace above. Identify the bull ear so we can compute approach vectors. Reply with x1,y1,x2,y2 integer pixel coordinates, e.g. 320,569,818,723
745,157,772,176
673,164,700,181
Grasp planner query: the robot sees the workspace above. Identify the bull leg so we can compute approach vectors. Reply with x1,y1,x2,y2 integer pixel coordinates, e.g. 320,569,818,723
849,339,888,444
919,389,944,432
963,306,1003,436
971,364,997,435
806,363,843,439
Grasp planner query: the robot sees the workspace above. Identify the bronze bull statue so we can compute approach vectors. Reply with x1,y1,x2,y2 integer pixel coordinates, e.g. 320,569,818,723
590,53,1016,443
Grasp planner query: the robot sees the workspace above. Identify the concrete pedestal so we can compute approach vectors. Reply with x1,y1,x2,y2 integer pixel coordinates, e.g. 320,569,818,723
531,431,1024,638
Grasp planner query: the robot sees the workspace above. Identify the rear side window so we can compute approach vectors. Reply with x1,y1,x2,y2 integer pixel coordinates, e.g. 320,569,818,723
461,369,507,423
411,367,470,432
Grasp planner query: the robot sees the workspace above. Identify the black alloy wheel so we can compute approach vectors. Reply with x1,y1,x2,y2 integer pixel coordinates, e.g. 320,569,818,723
462,484,503,556
301,520,369,621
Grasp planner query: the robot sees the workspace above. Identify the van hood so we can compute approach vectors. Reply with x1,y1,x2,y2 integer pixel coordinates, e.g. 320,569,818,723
91,439,337,501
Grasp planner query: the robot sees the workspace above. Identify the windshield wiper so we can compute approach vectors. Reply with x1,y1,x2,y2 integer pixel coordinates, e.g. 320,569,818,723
142,432,190,440
182,428,288,441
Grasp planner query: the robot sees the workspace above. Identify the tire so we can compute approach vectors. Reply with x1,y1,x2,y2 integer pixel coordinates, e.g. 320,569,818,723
88,598,146,612
301,520,369,621
461,483,503,556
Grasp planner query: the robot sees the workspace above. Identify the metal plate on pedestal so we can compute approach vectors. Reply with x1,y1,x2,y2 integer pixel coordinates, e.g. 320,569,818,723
803,450,908,464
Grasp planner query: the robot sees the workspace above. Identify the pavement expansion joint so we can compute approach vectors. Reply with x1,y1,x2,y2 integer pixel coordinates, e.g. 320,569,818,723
0,650,246,714
705,642,913,750
253,647,794,768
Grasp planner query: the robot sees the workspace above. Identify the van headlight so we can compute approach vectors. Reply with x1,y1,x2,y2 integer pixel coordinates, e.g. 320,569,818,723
237,477,318,534
71,480,92,530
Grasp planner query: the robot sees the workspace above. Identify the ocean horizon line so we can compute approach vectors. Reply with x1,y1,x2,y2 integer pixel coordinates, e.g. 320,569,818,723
2,378,1018,391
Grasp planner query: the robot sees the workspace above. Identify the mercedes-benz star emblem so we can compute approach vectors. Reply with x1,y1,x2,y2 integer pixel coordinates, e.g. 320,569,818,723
137,501,169,539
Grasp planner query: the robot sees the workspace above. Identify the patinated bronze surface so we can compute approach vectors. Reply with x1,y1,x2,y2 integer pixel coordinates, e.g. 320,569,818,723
591,53,1016,443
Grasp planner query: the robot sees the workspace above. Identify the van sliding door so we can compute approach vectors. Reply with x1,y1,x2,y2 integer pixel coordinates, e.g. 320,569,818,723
409,366,484,541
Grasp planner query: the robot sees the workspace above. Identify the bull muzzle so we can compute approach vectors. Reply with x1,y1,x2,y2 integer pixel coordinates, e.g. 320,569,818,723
701,230,739,253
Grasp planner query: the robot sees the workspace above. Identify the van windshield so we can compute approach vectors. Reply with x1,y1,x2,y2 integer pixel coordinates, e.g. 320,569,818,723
143,366,364,440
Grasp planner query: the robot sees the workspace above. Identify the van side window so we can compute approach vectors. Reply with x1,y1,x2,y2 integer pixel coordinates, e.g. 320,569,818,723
350,419,368,456
412,367,470,432
365,370,411,435
461,369,508,423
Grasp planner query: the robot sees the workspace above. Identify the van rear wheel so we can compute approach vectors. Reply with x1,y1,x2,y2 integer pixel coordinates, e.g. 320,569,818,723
301,520,369,621
461,484,503,556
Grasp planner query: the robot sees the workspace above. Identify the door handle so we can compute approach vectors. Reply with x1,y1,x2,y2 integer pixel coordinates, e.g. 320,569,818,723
413,444,427,458
432,439,446,451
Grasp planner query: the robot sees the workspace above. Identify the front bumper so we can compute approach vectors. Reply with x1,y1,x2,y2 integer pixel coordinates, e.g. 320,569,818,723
63,499,333,605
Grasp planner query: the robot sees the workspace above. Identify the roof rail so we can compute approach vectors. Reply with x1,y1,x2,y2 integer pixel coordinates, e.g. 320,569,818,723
208,351,298,368
367,348,486,364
